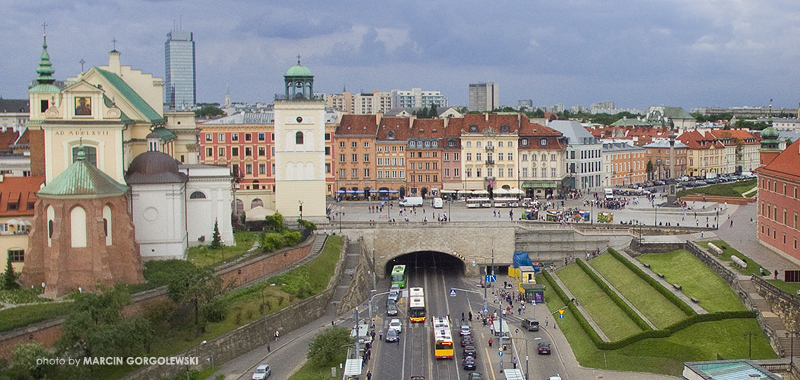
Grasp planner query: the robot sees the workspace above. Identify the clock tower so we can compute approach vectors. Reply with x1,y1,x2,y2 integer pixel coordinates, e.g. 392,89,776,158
273,59,327,223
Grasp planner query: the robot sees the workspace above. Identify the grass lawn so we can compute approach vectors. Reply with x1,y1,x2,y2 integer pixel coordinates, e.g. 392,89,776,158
187,231,263,267
677,179,756,198
556,265,643,341
539,275,775,376
696,240,770,276
637,250,746,313
0,288,52,304
589,254,687,329
0,302,72,332
766,279,800,296
287,350,347,380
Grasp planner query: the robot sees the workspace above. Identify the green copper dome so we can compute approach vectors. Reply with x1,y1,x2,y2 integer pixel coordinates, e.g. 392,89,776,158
285,61,312,77
761,126,779,139
29,34,61,94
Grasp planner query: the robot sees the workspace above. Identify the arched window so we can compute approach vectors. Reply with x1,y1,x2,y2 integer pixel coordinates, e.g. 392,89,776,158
190,191,207,199
72,146,97,166
103,205,112,246
70,206,87,248
251,198,264,208
47,205,54,247
296,131,304,145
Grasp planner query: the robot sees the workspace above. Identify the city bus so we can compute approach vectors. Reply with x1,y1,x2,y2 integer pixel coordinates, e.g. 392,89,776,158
432,316,454,359
391,265,407,288
408,287,425,322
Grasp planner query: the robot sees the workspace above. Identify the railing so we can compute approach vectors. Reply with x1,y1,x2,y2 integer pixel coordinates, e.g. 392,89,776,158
485,159,495,165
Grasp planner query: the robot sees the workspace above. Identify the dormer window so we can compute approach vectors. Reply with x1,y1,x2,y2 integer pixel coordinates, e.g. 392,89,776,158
448,139,455,147
388,131,395,140
500,124,510,133
521,138,529,146
540,138,547,146
469,124,478,133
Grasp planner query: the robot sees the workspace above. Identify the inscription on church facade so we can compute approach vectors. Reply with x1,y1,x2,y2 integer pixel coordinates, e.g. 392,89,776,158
54,130,110,136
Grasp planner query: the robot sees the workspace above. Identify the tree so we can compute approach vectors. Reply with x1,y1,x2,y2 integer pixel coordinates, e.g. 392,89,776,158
210,220,222,249
430,104,438,117
307,326,352,366
195,104,224,118
646,160,654,180
265,212,286,232
56,284,152,366
3,251,19,290
8,342,59,379
167,266,224,326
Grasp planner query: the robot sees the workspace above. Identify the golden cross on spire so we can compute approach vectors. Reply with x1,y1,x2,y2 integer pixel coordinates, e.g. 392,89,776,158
112,38,118,50
42,22,47,35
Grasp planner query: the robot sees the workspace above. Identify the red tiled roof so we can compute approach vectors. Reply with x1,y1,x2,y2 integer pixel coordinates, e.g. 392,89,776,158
758,141,800,178
409,119,445,139
461,113,523,133
376,116,411,141
335,115,378,136
0,176,45,217
678,130,724,150
708,129,759,145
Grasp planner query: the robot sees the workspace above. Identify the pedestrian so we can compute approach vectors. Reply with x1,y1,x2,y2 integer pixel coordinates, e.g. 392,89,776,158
512,356,518,369
331,320,335,326
518,307,521,315
267,344,271,352
469,311,473,321
545,317,548,327
275,330,280,341
462,312,465,322
379,329,383,340
730,219,733,227
775,270,779,280
367,371,372,380
489,338,493,347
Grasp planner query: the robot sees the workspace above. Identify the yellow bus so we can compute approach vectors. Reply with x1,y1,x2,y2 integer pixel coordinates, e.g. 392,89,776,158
432,316,454,359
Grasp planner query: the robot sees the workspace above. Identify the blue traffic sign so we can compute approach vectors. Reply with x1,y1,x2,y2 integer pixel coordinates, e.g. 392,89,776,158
560,314,564,319
483,308,489,313
532,301,537,306
498,350,503,357
486,275,497,283
449,289,457,297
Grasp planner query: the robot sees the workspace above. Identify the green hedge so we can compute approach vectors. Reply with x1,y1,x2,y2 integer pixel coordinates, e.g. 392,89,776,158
544,266,757,351
608,248,697,317
576,259,652,331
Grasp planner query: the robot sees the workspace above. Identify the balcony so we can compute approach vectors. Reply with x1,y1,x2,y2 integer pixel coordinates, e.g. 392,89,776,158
485,159,495,165
485,145,494,151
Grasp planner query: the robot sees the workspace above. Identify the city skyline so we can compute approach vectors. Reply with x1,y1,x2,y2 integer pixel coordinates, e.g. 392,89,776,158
1,0,800,110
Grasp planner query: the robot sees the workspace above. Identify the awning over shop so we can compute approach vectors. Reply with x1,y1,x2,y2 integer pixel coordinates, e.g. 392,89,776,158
522,181,559,189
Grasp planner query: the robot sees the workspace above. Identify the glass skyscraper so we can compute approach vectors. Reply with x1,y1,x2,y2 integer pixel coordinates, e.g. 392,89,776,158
164,31,196,109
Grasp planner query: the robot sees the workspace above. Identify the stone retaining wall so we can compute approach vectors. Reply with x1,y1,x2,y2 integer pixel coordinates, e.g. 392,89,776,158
751,276,800,332
121,236,347,380
680,195,755,205
336,237,371,316
0,235,317,360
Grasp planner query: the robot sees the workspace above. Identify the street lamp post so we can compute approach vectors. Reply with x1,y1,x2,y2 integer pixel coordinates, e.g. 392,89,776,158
299,201,303,220
787,330,798,368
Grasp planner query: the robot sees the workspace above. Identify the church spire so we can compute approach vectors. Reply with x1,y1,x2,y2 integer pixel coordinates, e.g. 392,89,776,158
36,33,56,85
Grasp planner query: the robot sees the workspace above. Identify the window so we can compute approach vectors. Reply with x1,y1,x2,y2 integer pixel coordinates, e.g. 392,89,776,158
339,169,346,178
259,147,266,156
541,154,546,161
232,133,238,141
531,154,536,161
498,169,503,177
339,154,345,163
205,134,212,141
454,168,460,177
444,153,449,161
351,142,358,148
476,153,482,161
522,168,528,177
364,154,370,162
509,168,514,177
259,164,266,174
295,131,304,144
378,158,383,166
232,147,239,156
218,147,225,157
498,153,504,161
531,168,537,177
467,153,472,161
445,168,450,177
508,141,513,147
245,133,252,141
206,147,213,157
218,133,225,142
339,141,345,148
364,168,370,178
352,168,358,178
466,168,472,178
477,141,482,148
551,168,556,177
508,153,513,161
352,154,358,162
364,142,369,148
551,154,556,161
498,142,504,147
72,146,97,166
245,164,252,174
521,138,529,146
425,163,430,170
245,147,252,156
476,169,482,177
8,249,23,262
258,133,265,141
453,153,459,161
541,168,546,177
466,141,472,148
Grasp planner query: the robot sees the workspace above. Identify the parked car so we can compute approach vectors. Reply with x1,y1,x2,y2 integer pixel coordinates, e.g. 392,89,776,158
538,342,551,355
389,318,402,334
462,356,476,370
385,329,399,342
252,364,271,380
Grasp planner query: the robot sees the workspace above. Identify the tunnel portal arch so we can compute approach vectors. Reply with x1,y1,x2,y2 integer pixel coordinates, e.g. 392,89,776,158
382,250,467,278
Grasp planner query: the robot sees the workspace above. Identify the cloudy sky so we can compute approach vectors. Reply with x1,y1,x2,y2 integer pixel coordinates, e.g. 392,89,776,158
2,0,800,111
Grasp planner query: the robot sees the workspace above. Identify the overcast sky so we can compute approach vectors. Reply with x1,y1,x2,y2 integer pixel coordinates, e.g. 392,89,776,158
3,0,800,111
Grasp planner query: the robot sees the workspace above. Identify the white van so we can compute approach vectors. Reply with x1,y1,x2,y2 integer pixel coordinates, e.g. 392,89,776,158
432,197,443,209
604,188,614,200
399,196,423,207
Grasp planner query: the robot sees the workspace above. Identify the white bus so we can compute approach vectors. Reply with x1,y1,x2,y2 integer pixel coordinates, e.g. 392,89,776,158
408,287,425,322
467,197,491,208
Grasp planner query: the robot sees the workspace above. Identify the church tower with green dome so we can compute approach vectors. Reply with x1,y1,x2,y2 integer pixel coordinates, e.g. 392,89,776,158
273,58,327,223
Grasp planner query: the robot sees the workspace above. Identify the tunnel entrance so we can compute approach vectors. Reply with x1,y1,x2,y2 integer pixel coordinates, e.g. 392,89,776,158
383,250,465,279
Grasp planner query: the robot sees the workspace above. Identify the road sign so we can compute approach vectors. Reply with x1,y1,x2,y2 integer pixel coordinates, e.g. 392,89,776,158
532,301,536,306
483,308,488,313
559,309,565,319
449,289,457,297
498,350,503,357
486,275,496,283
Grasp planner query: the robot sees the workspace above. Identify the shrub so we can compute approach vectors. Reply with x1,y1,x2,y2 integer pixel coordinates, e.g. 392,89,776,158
262,233,285,252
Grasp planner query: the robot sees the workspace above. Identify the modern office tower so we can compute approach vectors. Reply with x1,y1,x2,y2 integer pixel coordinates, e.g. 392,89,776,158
164,31,196,109
468,82,499,112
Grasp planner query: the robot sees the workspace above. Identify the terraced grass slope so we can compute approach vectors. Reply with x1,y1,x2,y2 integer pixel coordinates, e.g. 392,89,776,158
589,254,687,329
637,250,746,312
557,265,643,341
